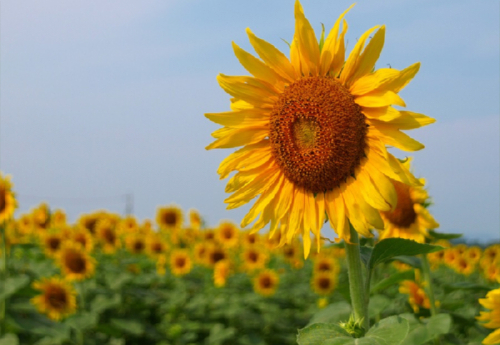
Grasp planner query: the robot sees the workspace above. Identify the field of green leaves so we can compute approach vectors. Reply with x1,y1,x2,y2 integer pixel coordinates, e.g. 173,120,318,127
0,202,497,345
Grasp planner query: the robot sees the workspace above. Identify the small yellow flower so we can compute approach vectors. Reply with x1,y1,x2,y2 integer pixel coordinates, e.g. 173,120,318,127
214,260,231,287
189,209,203,230
125,234,146,255
477,288,500,344
58,242,96,281
253,269,279,297
156,205,184,230
241,246,269,271
311,272,337,296
96,219,121,254
40,231,64,258
31,276,77,321
216,221,240,248
170,249,192,276
0,173,17,225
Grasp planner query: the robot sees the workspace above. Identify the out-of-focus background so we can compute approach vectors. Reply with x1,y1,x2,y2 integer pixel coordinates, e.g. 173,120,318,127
1,0,498,242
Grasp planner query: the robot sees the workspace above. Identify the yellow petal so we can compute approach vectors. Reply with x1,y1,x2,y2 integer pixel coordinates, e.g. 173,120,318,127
340,25,380,87
232,42,286,88
217,74,277,107
383,111,436,129
206,127,268,149
217,141,269,178
369,123,424,151
246,28,296,82
348,26,386,84
287,187,305,243
320,4,354,75
302,227,312,259
354,89,406,108
381,62,420,92
225,163,278,205
362,106,401,122
275,177,295,220
350,68,400,96
294,0,320,76
205,109,269,128
356,169,391,211
241,174,284,227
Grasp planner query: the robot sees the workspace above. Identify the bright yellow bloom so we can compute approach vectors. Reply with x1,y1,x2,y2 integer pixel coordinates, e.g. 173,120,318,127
465,246,482,264
31,276,77,321
170,249,192,276
281,240,304,269
241,231,261,247
454,256,476,276
313,255,339,275
189,209,203,230
70,226,95,253
40,231,64,258
156,204,184,230
32,203,51,233
214,260,232,287
58,242,96,281
378,159,439,243
95,219,121,254
124,234,146,255
253,269,279,297
399,271,437,314
241,246,269,271
193,242,209,265
146,233,169,258
206,245,228,267
50,209,67,227
477,288,500,344
206,1,432,257
0,173,17,225
117,215,140,236
216,221,240,248
78,211,113,236
311,272,337,296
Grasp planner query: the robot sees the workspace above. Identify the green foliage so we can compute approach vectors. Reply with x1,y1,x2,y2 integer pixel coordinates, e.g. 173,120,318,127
368,239,442,270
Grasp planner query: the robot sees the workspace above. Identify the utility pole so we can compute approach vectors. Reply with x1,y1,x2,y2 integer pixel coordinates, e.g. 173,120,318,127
125,193,134,215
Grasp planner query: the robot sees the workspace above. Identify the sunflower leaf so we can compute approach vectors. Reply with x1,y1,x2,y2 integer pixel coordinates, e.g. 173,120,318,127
369,239,442,270
427,230,462,240
371,270,415,294
297,323,352,345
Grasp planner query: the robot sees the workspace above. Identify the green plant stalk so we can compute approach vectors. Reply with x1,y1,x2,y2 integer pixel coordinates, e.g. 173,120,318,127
344,223,369,330
420,254,438,316
0,225,7,336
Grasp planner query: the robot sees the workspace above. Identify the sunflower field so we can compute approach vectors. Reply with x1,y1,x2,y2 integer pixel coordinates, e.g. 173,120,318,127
1,1,498,345
0,195,497,345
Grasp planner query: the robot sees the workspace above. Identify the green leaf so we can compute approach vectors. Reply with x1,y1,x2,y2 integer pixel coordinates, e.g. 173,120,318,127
65,311,98,331
308,301,351,325
443,282,490,292
360,246,373,267
369,239,442,270
371,270,415,294
401,314,451,345
392,256,422,269
0,334,19,345
427,230,462,240
107,272,133,290
91,293,121,314
297,323,351,345
365,316,409,345
206,323,237,345
0,275,30,300
368,295,391,318
110,318,144,336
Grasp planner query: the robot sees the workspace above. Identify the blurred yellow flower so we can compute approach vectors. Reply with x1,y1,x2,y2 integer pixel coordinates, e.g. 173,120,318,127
253,269,279,297
58,242,96,281
31,276,77,321
311,272,337,296
0,172,17,225
170,249,192,276
477,288,500,344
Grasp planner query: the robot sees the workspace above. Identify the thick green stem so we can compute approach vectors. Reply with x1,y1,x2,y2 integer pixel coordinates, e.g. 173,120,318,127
344,223,369,330
420,254,438,316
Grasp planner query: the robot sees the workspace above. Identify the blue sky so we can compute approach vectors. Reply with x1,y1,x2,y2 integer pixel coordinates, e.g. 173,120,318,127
1,0,499,243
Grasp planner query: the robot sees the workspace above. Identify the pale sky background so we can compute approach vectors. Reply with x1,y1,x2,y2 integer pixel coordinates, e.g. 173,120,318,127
1,1,499,243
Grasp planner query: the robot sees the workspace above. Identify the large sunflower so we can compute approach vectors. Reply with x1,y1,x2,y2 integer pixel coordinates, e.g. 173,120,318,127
205,1,434,257
378,158,439,243
0,173,16,225
31,276,77,321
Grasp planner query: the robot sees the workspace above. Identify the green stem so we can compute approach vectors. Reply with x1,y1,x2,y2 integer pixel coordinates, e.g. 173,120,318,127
420,254,437,316
344,223,369,330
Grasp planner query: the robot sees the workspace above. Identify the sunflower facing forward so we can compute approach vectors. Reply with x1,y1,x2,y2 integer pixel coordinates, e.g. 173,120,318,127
205,1,434,257
31,276,77,321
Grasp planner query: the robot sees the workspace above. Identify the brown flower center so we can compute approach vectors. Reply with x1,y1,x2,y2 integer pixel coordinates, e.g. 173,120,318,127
317,261,332,272
46,286,68,310
163,212,177,226
103,228,116,244
175,256,186,268
270,76,367,193
260,275,272,288
48,237,61,251
152,242,163,253
248,251,258,263
133,240,145,253
65,251,86,273
318,277,332,290
381,180,417,228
